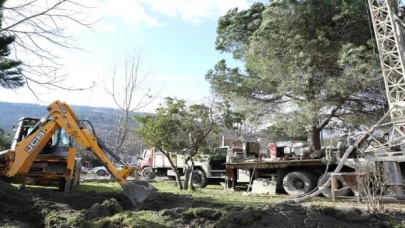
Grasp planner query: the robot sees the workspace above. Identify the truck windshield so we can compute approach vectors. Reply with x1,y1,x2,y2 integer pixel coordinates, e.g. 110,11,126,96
213,148,227,158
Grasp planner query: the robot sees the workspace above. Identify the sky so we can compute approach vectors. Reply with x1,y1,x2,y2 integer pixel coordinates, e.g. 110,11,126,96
0,0,264,112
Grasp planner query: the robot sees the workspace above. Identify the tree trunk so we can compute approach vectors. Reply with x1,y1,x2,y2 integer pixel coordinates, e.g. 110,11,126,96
307,125,322,151
160,150,183,190
114,112,129,155
183,156,191,190
174,167,183,190
188,156,195,191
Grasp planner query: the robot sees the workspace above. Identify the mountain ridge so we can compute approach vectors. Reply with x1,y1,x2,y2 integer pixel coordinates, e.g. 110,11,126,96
0,101,146,133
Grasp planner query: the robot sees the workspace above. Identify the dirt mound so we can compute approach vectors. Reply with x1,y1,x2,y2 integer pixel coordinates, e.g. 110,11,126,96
1,180,405,228
159,204,403,228
0,180,132,228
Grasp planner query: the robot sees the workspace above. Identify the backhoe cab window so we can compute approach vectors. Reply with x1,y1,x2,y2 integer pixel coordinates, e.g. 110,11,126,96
27,127,69,147
57,130,69,148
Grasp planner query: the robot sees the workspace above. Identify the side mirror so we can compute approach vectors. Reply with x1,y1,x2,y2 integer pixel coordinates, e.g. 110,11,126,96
12,125,16,132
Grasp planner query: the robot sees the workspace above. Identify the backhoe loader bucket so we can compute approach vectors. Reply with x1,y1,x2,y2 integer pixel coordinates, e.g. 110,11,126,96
122,181,157,207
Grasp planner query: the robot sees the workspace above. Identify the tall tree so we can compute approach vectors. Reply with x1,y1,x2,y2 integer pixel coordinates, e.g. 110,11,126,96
0,127,11,150
0,0,23,89
134,98,226,190
104,48,159,156
206,0,385,153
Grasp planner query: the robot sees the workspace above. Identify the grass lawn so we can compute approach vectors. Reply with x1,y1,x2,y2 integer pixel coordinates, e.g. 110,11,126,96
74,181,370,209
74,181,405,211
75,181,288,206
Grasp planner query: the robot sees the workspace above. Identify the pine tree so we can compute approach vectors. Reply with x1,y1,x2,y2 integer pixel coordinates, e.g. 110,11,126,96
0,0,24,89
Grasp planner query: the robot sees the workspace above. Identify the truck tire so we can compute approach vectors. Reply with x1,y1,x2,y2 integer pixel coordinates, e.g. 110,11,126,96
282,171,316,196
192,170,208,188
317,173,351,197
141,167,156,180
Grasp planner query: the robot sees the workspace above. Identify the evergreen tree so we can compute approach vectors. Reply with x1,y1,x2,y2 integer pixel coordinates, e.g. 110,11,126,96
0,0,24,89
207,0,385,152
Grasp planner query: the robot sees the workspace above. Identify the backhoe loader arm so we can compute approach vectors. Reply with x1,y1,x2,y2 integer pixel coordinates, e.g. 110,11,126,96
4,100,150,205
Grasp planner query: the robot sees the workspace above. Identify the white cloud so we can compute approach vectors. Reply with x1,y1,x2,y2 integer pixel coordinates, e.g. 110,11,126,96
4,0,252,33
95,0,166,29
139,0,251,23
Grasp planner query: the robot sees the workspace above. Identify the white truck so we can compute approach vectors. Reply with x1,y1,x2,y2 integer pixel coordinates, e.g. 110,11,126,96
140,142,260,188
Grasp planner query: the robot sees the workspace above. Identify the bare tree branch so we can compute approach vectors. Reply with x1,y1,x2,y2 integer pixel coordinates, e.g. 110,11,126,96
104,48,162,154
2,0,99,99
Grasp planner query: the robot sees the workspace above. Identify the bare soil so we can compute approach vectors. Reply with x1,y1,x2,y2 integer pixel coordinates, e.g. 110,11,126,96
1,180,405,228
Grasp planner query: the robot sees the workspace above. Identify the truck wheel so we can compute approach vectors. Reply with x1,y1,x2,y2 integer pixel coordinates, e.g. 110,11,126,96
192,170,208,188
141,167,156,179
283,171,316,196
318,173,351,197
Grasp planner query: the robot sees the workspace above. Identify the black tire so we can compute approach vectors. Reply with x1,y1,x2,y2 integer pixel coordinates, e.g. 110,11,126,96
283,171,317,196
192,170,208,188
96,169,107,176
141,167,156,180
318,173,351,197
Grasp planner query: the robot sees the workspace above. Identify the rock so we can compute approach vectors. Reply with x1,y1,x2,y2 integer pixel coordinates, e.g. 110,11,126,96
345,211,366,223
304,217,318,228
195,209,223,220
101,198,122,213
161,207,186,219
85,203,112,220
334,211,346,221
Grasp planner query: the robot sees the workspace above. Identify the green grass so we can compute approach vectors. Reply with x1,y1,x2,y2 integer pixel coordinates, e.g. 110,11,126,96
72,181,405,210
74,182,338,207
44,211,85,227
153,182,289,206
74,182,121,193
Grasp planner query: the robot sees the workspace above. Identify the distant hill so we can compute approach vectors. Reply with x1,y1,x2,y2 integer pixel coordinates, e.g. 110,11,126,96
0,101,145,134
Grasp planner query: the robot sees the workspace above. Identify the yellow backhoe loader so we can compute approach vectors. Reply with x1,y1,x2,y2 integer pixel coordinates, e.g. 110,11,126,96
0,100,154,206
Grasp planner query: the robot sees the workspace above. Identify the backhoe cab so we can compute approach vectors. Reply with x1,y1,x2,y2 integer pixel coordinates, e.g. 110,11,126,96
6,117,82,191
0,100,155,206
